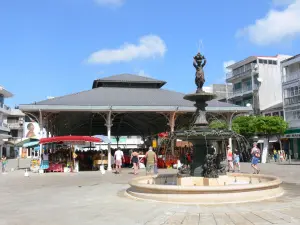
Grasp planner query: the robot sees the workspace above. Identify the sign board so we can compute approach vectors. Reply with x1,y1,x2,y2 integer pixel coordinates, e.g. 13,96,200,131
284,133,300,138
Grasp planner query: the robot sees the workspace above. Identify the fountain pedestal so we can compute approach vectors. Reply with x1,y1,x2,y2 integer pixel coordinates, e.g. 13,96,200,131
176,92,220,177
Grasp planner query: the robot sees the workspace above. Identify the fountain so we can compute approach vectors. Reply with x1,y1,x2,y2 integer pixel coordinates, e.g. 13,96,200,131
125,52,283,204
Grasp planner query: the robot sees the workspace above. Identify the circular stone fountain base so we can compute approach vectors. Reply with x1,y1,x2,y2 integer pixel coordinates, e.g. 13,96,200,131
125,173,283,205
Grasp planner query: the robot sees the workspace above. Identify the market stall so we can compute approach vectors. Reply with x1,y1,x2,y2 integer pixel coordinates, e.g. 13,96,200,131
39,136,102,173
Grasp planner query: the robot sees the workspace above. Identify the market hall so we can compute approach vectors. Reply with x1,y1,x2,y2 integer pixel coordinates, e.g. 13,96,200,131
19,74,249,171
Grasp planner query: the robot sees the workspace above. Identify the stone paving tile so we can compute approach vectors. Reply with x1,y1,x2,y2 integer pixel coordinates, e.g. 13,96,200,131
240,212,272,225
181,213,199,225
268,210,300,224
213,213,235,225
164,212,186,224
252,211,287,224
226,212,254,225
198,213,217,225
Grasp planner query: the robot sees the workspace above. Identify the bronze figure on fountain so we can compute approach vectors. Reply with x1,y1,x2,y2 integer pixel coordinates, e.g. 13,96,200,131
193,52,206,93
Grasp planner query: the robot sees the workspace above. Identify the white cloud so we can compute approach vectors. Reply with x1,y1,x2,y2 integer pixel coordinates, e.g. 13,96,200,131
215,60,236,83
94,0,125,7
86,35,167,64
223,60,236,73
137,70,151,77
236,0,300,45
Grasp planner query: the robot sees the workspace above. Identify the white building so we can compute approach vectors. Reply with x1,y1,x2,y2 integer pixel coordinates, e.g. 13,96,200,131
0,86,25,158
226,55,291,111
281,54,300,158
203,84,233,101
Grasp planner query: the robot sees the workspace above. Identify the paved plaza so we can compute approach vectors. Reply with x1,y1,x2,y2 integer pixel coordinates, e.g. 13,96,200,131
1,162,300,225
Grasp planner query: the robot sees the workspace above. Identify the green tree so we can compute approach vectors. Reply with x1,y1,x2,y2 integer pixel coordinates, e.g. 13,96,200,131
208,120,228,129
232,116,256,137
253,116,288,149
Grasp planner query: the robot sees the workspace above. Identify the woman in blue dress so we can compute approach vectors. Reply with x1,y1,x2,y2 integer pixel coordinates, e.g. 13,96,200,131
40,150,49,171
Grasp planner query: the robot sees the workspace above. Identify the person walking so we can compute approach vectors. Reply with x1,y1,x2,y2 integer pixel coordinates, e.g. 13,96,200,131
1,155,7,174
114,147,124,174
145,147,157,175
251,142,261,174
279,150,285,163
273,148,278,162
130,150,139,175
226,145,233,172
233,149,240,172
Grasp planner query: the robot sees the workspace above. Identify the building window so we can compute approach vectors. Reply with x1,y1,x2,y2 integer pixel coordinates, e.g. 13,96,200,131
259,59,263,64
272,60,277,65
234,83,242,91
268,60,273,64
265,113,271,116
280,111,284,117
263,60,268,64
0,94,3,107
10,130,18,138
272,112,279,116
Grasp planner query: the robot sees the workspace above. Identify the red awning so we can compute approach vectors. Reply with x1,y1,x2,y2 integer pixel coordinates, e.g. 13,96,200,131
158,132,169,138
39,136,102,144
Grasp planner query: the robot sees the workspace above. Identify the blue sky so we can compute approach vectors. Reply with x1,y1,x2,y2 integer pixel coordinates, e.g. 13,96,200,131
1,0,300,106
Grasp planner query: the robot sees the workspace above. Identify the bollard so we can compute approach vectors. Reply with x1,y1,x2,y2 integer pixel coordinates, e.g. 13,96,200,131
24,169,29,177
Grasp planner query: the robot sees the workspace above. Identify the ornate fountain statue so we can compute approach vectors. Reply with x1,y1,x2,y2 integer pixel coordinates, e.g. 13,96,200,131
193,52,206,93
176,53,230,177
126,53,283,205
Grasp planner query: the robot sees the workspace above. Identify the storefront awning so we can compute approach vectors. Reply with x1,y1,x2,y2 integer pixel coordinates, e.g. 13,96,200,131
23,141,39,148
39,136,102,144
93,135,111,144
15,137,40,147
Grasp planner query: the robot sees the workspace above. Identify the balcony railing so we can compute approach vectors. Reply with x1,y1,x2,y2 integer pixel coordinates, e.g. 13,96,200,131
284,96,300,106
282,71,300,83
226,63,257,80
228,85,253,98
243,85,252,92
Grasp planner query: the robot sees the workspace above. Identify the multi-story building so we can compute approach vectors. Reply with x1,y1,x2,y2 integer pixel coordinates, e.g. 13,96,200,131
203,84,233,101
281,54,300,158
226,55,291,112
0,86,25,158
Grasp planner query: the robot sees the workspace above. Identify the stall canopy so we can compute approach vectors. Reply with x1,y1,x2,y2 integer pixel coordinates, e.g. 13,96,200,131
16,137,40,147
93,135,111,144
23,141,39,148
39,136,102,144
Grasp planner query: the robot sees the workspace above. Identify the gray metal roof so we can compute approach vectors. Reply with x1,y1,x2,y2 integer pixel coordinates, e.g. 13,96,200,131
92,74,167,89
20,86,249,112
262,102,283,112
99,74,166,83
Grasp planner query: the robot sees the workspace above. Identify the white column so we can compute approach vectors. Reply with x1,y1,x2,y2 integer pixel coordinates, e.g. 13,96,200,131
228,113,234,150
106,111,113,171
261,138,268,163
39,110,43,159
169,112,176,156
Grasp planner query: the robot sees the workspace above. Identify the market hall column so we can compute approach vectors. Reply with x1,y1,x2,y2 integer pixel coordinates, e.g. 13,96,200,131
105,111,113,171
39,110,43,158
169,111,177,156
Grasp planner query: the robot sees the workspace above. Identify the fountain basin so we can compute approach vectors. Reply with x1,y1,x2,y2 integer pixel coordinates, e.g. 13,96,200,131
125,173,283,205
